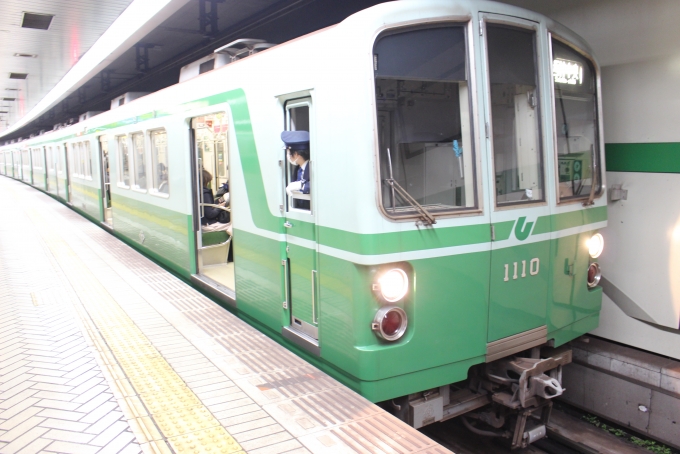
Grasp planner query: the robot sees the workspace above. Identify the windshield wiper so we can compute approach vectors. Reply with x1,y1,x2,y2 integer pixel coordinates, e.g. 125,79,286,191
384,178,436,225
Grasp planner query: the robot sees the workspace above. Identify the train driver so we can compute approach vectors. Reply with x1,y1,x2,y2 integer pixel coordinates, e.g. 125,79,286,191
282,130,310,210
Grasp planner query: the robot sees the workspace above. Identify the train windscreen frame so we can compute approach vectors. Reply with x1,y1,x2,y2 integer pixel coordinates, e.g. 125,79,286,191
551,37,602,202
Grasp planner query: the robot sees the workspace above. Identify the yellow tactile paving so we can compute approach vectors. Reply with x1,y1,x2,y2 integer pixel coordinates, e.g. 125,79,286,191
25,207,244,454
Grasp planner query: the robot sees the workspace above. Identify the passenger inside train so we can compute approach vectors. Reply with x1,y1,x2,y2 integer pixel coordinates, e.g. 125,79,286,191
200,168,231,233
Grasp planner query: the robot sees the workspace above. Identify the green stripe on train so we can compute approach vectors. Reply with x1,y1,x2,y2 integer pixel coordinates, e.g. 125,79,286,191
28,89,607,257
606,142,680,173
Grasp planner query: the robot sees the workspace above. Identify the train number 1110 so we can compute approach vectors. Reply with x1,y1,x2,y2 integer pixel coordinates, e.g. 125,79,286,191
504,258,539,282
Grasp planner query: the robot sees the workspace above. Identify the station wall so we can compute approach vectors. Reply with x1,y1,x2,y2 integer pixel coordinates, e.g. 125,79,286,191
506,0,680,359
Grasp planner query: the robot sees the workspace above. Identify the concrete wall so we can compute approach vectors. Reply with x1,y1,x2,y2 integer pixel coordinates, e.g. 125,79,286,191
562,337,680,450
503,0,680,360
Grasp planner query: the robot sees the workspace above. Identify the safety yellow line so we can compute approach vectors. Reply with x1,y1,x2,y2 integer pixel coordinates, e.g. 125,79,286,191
25,204,243,454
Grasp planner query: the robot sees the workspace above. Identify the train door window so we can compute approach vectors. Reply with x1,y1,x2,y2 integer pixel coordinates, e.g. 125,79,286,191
487,24,544,205
285,101,311,212
117,135,130,187
374,25,477,220
551,37,601,201
131,132,147,190
150,130,169,195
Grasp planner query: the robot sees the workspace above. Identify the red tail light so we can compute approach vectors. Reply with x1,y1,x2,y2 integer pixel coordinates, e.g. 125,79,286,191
587,262,601,288
372,306,408,341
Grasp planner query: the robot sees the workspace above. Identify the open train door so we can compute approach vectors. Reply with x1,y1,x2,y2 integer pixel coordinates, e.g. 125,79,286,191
190,113,236,303
481,14,552,354
280,97,320,354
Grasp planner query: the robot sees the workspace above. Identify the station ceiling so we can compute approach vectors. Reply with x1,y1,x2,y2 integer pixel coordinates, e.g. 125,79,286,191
2,0,679,142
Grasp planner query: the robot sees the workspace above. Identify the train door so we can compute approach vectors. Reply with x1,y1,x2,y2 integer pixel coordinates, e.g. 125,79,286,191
65,143,72,203
99,136,113,227
281,98,319,342
482,16,551,345
191,113,234,293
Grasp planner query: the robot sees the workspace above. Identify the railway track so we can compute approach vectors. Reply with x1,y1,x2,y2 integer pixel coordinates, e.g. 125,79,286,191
421,406,653,454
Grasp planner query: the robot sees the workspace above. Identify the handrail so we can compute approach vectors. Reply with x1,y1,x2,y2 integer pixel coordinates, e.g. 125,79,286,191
200,203,230,213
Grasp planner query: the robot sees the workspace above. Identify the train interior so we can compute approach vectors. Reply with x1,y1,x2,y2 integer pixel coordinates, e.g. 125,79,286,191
193,113,235,291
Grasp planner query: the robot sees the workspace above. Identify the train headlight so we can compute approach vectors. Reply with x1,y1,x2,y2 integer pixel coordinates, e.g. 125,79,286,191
377,268,409,302
587,233,604,258
372,306,408,341
587,262,601,288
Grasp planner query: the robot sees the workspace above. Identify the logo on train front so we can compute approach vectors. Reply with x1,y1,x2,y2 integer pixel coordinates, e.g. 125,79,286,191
514,216,534,241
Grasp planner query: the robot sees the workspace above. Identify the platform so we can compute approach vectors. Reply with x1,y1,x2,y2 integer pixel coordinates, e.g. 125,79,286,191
0,176,451,454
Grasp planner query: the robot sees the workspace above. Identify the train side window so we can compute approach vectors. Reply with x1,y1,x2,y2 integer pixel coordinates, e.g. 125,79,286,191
131,132,147,190
84,141,92,179
67,145,76,178
150,129,169,195
117,135,130,187
46,147,52,172
552,38,601,201
487,24,544,205
374,24,477,219
56,145,63,176
78,142,86,178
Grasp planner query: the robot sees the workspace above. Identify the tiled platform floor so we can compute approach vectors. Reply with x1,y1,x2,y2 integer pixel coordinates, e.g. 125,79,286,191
0,177,451,454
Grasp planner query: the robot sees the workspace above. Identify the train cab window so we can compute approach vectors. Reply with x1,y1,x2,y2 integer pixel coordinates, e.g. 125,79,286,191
284,102,311,212
374,25,476,219
487,24,544,205
552,38,601,201
117,135,130,187
132,132,147,190
150,130,169,195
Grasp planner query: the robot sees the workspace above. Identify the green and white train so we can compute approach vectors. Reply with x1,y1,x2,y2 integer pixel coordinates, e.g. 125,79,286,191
1,0,607,447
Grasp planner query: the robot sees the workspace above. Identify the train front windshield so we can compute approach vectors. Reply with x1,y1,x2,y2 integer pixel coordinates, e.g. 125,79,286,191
552,38,601,200
374,25,476,218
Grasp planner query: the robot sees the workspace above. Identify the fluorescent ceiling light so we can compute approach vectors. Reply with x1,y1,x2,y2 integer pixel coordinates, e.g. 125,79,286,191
1,0,180,138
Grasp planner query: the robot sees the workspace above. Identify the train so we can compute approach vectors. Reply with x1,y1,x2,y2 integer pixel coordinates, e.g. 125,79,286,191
0,0,607,448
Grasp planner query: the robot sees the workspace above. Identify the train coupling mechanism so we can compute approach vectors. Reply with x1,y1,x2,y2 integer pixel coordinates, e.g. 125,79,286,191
485,346,572,409
465,346,573,449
